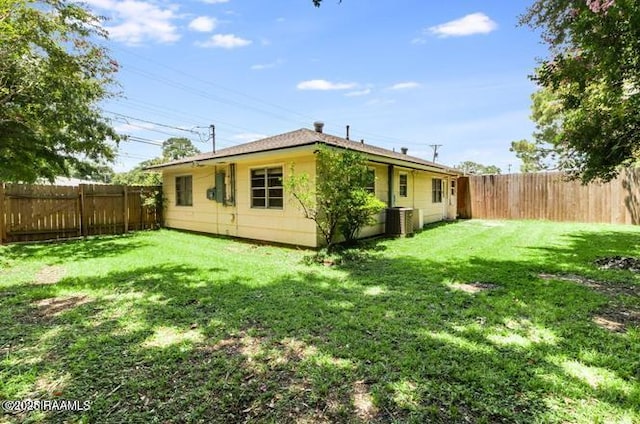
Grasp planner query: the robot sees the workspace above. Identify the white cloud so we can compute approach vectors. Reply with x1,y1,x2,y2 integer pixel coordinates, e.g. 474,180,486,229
345,88,371,97
201,0,229,3
196,34,252,48
188,16,217,32
251,59,283,70
84,0,181,45
389,82,421,90
428,13,497,38
297,79,357,91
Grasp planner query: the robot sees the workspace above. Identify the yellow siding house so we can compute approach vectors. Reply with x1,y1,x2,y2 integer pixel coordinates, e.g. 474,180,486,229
148,123,460,247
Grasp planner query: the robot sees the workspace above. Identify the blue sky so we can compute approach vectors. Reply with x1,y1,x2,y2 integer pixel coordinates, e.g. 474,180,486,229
87,0,548,172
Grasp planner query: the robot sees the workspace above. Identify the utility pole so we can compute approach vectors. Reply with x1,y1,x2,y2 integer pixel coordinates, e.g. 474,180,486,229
429,144,442,163
210,124,216,153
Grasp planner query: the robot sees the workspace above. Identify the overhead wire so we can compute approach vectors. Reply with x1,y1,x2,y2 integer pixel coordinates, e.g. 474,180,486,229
110,46,434,154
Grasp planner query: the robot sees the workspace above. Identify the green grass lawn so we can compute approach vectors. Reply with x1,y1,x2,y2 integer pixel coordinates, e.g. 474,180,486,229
1,220,639,423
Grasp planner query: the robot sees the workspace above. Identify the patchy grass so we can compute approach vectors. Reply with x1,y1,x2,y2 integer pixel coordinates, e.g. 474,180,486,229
1,220,639,423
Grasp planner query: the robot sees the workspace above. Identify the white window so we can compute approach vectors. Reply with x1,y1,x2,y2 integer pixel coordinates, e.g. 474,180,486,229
251,167,283,209
175,175,193,206
432,178,443,203
365,169,375,194
399,173,408,197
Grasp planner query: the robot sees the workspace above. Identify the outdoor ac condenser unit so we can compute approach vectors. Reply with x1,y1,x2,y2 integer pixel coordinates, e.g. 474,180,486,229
385,207,414,236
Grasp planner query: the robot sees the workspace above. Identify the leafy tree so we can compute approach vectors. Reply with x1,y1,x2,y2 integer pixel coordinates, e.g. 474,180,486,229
455,161,502,175
286,147,385,250
509,140,548,173
0,0,120,183
112,159,163,186
68,161,115,183
509,88,561,173
162,137,201,161
521,0,640,182
112,137,199,186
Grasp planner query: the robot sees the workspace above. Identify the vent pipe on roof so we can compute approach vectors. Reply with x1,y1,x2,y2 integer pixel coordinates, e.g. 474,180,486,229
401,147,408,155
346,125,350,140
313,121,324,133
360,139,364,144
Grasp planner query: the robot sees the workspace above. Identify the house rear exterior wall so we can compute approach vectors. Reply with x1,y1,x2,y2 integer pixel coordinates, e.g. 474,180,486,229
359,164,457,237
162,150,319,247
162,150,457,247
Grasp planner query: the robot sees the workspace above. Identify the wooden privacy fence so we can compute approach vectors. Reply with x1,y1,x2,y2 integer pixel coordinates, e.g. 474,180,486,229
0,183,162,244
457,169,640,225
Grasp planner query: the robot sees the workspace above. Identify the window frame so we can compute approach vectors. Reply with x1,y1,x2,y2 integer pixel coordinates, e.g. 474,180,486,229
175,175,193,207
250,165,284,210
399,173,408,197
365,168,376,195
432,178,443,204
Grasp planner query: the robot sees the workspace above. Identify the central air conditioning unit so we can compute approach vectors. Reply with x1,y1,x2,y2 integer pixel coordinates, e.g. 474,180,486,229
385,207,414,237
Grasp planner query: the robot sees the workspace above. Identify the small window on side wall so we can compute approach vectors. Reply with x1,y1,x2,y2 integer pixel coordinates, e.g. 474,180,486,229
432,178,443,203
365,169,375,194
451,179,456,196
176,175,193,206
399,173,408,197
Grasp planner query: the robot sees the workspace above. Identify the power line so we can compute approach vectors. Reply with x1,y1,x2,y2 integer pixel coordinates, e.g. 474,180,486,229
112,46,432,152
111,116,196,139
120,65,308,127
114,46,315,124
126,135,163,147
105,110,203,136
107,99,248,147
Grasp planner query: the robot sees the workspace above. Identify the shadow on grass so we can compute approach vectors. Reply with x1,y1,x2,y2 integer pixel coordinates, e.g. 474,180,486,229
0,233,150,265
1,226,638,423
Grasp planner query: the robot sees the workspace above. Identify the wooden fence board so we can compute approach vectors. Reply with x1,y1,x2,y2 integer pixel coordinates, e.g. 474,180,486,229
457,169,640,225
0,183,161,244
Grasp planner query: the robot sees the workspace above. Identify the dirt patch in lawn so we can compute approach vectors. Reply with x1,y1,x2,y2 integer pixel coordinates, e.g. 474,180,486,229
592,308,640,333
33,265,66,285
594,256,640,272
32,295,92,319
449,282,501,294
540,273,640,332
538,273,640,297
353,380,379,421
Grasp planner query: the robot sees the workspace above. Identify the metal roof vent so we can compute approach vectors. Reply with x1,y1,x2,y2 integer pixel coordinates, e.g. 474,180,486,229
313,121,324,133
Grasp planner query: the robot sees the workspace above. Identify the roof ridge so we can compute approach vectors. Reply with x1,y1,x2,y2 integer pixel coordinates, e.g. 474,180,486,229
146,127,459,174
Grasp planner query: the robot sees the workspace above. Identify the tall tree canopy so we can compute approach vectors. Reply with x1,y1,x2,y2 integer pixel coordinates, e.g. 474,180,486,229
0,0,120,183
455,161,501,175
162,137,201,161
522,0,640,182
112,137,200,186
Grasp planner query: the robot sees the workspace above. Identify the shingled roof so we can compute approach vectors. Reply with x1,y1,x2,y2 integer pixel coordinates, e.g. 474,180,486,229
147,127,458,174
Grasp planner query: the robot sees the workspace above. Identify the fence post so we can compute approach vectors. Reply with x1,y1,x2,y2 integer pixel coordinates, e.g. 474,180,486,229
79,184,87,237
123,185,129,233
0,183,5,244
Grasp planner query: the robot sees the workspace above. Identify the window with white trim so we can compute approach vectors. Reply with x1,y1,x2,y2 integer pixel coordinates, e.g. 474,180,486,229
365,169,375,194
175,175,193,206
432,178,443,203
399,173,408,197
251,167,283,209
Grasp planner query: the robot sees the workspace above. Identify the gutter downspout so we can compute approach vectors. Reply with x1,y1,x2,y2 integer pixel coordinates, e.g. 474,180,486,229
387,165,394,207
214,165,219,235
